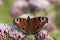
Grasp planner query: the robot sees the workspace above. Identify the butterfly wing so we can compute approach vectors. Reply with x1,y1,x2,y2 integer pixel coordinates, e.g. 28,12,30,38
13,18,30,34
13,17,48,35
30,17,48,34
36,17,48,33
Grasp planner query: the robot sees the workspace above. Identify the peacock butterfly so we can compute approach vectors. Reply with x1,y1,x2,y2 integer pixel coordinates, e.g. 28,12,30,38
13,16,48,35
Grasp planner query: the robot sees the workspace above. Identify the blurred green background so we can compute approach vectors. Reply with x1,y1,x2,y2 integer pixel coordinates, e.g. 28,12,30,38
0,0,60,40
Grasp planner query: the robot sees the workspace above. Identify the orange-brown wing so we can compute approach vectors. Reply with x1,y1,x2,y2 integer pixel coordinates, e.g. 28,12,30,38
30,17,48,34
13,18,30,34
14,18,26,28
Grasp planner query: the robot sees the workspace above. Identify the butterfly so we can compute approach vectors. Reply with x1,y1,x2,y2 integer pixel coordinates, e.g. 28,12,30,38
13,16,48,35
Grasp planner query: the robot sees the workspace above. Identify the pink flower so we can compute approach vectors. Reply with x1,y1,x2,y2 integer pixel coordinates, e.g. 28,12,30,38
58,0,60,6
11,0,29,17
0,0,3,7
42,18,56,32
11,7,21,17
35,30,54,40
13,0,28,9
29,0,50,11
49,0,58,3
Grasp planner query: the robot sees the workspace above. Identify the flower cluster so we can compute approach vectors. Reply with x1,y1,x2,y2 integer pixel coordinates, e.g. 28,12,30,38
0,23,26,40
11,0,51,16
35,30,54,40
0,23,54,40
11,0,28,16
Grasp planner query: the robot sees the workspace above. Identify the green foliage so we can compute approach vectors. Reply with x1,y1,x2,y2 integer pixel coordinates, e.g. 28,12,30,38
26,35,35,40
7,37,13,40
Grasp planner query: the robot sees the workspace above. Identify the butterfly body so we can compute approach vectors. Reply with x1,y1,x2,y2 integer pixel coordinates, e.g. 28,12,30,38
14,16,48,35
